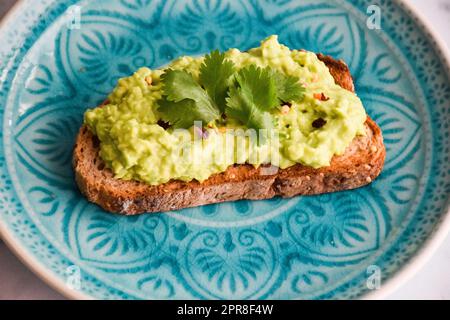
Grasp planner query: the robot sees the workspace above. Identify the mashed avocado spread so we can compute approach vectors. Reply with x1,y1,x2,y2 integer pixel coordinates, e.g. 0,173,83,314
84,36,367,185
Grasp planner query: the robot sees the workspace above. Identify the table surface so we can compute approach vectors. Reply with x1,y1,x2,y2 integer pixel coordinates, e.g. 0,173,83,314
0,0,449,300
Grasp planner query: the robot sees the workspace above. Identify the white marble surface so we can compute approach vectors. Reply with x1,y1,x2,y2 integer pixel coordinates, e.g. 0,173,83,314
0,0,449,300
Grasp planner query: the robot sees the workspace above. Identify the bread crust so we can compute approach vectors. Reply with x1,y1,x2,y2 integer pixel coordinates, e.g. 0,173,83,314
73,55,385,215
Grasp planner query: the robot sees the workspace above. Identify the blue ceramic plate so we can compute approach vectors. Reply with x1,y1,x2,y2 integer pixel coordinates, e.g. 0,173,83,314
0,0,449,299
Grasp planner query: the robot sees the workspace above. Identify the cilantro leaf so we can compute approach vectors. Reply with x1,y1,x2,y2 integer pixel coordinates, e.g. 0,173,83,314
158,97,219,129
225,65,280,131
157,69,221,128
234,65,279,111
199,50,236,112
273,71,305,103
226,85,274,131
162,69,211,105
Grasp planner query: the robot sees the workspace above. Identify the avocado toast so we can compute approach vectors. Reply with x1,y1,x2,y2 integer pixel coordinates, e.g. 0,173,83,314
73,36,385,215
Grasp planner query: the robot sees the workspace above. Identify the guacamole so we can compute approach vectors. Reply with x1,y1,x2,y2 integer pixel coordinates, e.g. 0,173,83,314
84,36,367,185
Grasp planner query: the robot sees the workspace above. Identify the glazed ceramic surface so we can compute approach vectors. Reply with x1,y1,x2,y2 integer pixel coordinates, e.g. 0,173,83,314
0,0,449,299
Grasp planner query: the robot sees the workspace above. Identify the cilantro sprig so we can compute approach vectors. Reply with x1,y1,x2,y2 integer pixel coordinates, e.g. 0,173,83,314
225,65,278,130
157,50,305,130
199,50,236,112
158,70,220,128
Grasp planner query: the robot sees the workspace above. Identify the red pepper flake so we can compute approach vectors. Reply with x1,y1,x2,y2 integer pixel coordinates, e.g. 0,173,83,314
218,127,227,134
313,93,330,101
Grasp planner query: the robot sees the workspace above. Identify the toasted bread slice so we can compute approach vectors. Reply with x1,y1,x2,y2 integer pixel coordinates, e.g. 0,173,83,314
73,55,385,215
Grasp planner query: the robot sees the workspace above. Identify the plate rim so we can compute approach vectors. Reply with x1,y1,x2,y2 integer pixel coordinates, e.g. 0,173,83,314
0,0,90,300
0,0,449,300
362,0,450,299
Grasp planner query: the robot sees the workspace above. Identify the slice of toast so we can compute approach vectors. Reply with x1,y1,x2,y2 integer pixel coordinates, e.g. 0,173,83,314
73,54,385,215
